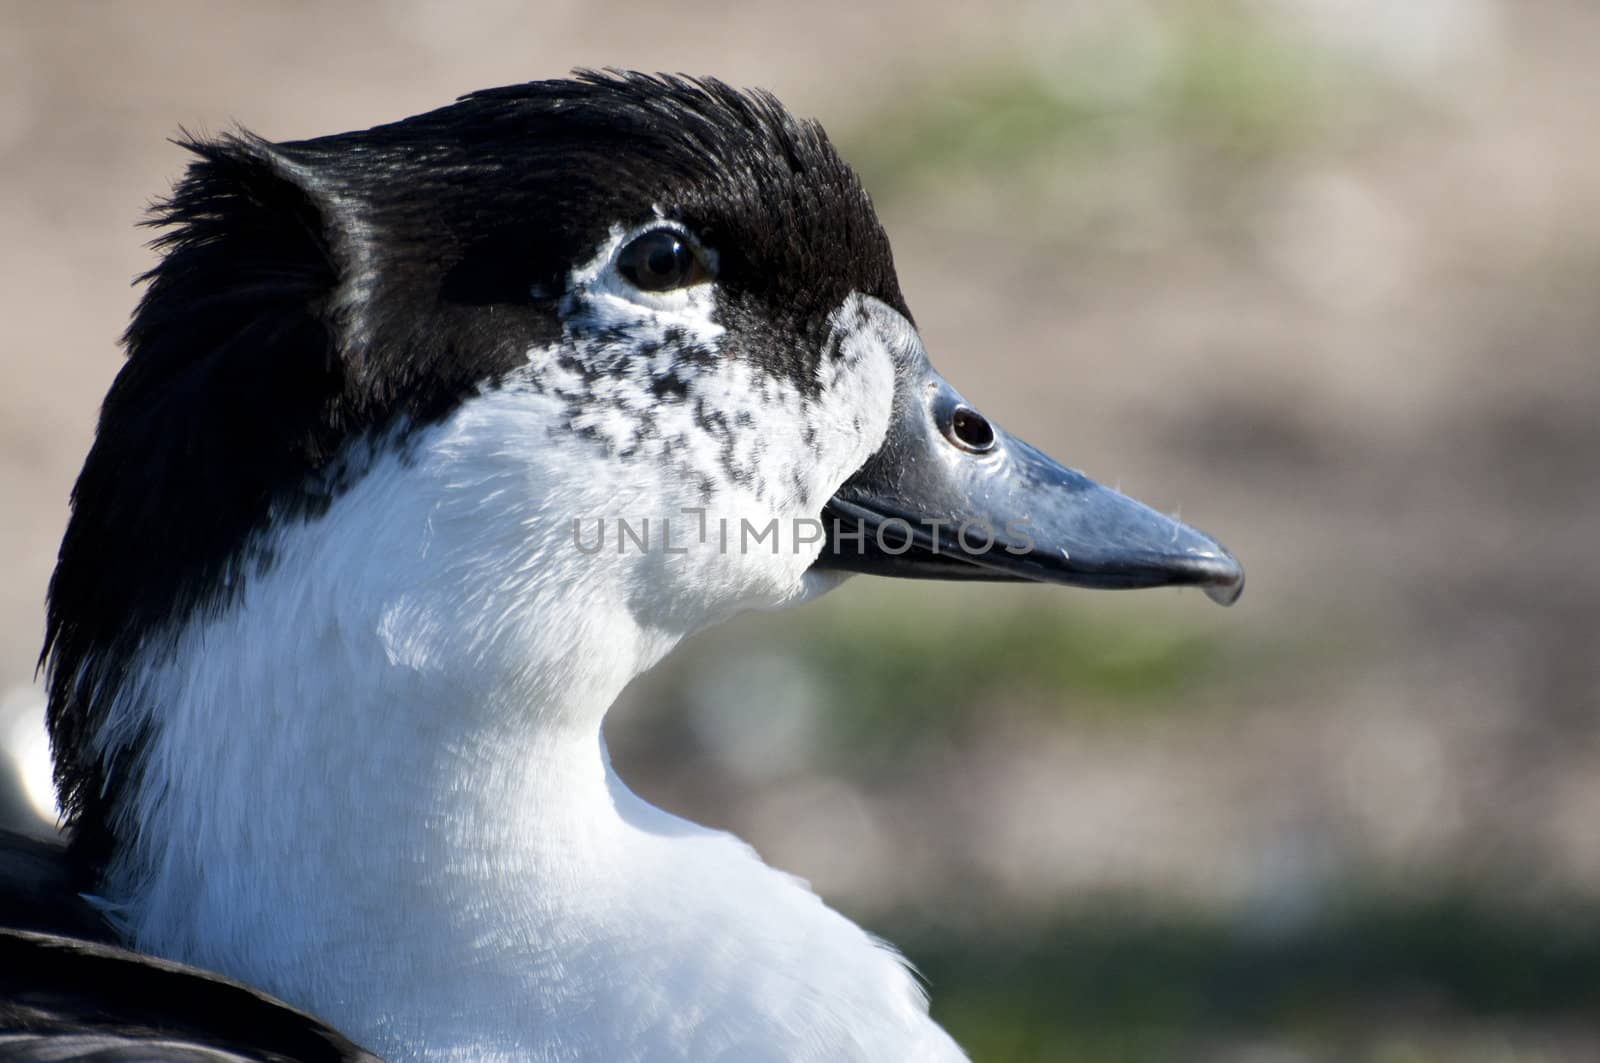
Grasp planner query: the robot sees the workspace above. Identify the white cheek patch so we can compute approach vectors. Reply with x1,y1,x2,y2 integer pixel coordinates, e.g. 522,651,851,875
803,294,905,499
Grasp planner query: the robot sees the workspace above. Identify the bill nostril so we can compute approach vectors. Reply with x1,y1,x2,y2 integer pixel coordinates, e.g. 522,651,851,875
944,405,996,453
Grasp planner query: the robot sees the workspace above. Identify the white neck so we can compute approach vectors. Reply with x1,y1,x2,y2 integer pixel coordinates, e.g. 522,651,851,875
94,380,963,1061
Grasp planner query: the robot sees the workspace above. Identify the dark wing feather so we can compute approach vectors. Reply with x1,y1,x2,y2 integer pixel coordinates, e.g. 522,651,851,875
0,830,110,943
0,929,382,1062
0,1032,268,1061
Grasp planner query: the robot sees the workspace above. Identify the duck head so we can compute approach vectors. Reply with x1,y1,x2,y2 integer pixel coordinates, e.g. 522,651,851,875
45,70,1240,870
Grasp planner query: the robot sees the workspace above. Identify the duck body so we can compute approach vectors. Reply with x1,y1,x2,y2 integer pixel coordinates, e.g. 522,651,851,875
9,72,1241,1060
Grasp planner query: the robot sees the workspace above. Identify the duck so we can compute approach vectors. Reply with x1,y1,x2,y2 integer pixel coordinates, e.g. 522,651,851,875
0,70,1243,1061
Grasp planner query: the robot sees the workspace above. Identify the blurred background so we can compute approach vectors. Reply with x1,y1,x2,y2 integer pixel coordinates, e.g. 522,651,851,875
3,1,1598,1059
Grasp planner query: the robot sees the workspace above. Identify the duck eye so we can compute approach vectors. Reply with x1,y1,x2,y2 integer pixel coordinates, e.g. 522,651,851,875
616,229,711,292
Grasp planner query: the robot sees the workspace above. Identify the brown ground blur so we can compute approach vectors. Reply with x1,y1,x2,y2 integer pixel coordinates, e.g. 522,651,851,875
4,3,1599,1060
